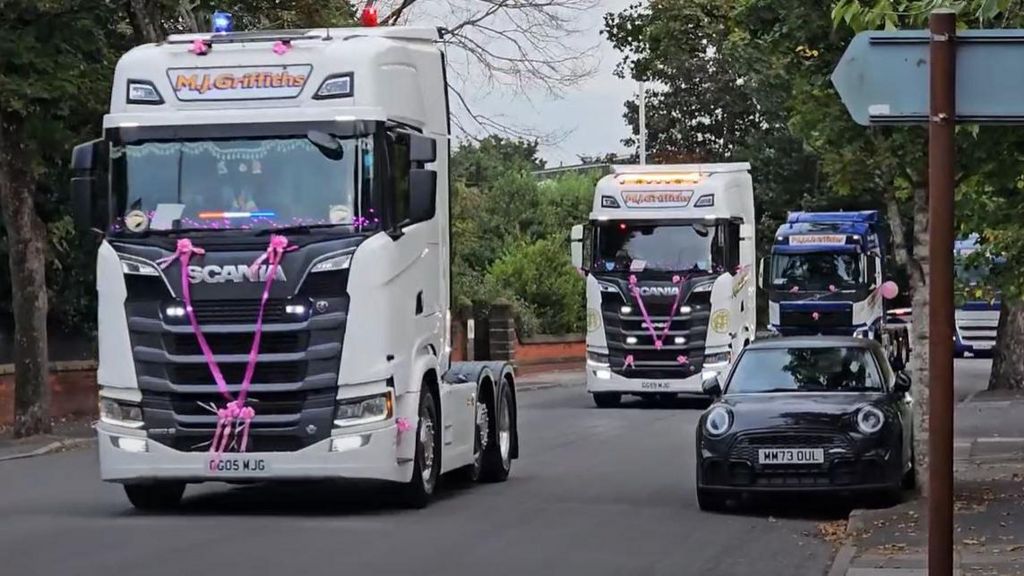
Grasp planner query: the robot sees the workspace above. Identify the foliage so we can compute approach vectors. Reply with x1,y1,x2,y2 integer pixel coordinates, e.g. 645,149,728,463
450,137,593,335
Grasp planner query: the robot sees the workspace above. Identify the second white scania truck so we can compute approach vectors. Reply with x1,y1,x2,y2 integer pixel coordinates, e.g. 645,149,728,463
570,165,756,407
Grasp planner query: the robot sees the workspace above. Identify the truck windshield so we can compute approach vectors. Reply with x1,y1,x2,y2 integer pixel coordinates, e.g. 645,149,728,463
771,253,863,291
727,346,883,393
593,222,728,274
109,134,377,234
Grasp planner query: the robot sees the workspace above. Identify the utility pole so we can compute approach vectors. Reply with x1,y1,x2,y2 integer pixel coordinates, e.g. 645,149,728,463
638,80,646,165
927,9,956,576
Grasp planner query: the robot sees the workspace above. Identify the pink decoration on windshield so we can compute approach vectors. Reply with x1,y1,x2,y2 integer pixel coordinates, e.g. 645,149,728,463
189,39,209,55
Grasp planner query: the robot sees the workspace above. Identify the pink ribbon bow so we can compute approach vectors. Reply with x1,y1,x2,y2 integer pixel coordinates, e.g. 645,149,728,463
623,354,635,370
189,39,209,55
677,355,689,366
272,40,291,55
160,235,297,465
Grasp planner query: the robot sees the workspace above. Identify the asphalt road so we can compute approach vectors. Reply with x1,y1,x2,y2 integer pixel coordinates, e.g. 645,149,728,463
0,384,839,576
0,359,995,576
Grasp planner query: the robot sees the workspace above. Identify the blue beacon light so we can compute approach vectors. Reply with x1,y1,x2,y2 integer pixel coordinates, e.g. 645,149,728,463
212,10,233,33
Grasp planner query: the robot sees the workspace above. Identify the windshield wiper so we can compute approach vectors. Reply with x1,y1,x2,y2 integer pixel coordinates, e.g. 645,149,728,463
255,223,351,235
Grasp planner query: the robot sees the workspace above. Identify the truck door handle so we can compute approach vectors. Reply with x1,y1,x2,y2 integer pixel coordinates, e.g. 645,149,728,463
415,291,424,315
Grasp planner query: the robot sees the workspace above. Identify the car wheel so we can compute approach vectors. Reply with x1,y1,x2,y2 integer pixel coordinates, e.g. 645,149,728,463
592,392,621,408
480,383,513,483
902,440,917,490
696,488,729,513
400,386,441,508
123,482,185,511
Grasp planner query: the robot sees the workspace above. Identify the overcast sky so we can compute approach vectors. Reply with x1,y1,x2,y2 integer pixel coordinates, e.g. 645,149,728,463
450,0,638,167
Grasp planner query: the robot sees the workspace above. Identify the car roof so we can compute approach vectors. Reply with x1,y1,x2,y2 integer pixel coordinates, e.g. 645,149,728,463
745,335,883,352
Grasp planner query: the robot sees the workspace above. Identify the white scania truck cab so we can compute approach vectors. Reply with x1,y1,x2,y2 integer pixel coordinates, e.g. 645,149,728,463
70,22,518,509
570,164,756,408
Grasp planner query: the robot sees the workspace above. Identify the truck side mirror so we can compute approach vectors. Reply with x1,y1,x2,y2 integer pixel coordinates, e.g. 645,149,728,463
702,375,723,397
408,169,437,223
70,139,104,234
408,133,436,163
570,224,584,270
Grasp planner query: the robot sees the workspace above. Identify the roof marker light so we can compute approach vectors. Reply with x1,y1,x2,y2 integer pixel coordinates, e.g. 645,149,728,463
693,194,714,208
615,173,703,186
361,4,379,26
212,10,233,33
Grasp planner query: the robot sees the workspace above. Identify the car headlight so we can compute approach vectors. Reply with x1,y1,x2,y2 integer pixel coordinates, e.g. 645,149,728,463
856,405,885,434
99,398,144,429
334,393,393,428
704,406,733,437
311,252,353,273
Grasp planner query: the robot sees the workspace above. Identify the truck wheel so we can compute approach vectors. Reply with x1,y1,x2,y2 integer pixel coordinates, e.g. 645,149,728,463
696,488,728,513
452,388,489,484
592,392,622,408
401,386,441,508
123,482,185,511
480,383,513,483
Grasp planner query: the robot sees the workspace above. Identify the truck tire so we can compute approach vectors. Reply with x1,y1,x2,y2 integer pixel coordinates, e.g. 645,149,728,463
592,392,622,408
480,383,513,483
401,386,441,509
123,482,185,511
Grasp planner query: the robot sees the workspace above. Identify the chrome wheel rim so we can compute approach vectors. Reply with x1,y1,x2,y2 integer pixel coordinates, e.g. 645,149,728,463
419,405,436,491
475,399,489,464
497,393,511,464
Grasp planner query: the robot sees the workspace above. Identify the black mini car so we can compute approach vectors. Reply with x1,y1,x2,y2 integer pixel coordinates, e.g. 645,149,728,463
695,336,914,511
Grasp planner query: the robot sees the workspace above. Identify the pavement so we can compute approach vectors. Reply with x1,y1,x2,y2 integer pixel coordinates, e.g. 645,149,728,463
0,358,1006,576
830,358,1024,576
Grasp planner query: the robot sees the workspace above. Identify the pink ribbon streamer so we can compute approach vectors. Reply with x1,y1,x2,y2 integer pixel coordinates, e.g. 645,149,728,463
628,274,687,351
158,235,295,464
623,354,635,370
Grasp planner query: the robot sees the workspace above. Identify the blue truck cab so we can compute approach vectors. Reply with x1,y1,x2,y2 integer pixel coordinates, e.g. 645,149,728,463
761,211,898,339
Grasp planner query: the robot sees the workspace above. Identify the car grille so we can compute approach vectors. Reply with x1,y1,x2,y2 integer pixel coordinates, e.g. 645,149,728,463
165,332,307,355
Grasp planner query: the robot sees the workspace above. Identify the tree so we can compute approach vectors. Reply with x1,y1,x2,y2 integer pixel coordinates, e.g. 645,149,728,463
831,2,1024,386
0,0,126,436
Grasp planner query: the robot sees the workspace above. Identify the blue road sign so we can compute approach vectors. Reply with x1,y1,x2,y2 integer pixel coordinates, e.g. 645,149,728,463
832,29,1024,125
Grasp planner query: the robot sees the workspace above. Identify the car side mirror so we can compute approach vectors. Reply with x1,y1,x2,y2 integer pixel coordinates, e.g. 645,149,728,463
407,169,436,223
570,224,584,270
702,375,723,397
893,372,911,395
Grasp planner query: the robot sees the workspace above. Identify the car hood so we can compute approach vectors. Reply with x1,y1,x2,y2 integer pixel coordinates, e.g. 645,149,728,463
719,392,884,430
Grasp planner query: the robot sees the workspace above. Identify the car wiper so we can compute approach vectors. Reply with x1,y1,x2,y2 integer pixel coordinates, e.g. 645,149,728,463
750,388,800,393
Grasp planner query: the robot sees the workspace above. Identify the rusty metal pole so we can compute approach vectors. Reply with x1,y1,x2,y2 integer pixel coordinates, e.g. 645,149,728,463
928,9,956,576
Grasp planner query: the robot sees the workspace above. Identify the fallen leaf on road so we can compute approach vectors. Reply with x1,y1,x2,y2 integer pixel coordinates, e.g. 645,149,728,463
1008,544,1024,552
817,521,847,543
963,538,986,546
877,543,908,555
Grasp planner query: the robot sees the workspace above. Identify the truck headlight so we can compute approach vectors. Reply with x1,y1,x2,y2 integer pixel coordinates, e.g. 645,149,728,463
587,350,609,367
705,351,731,367
121,259,159,276
334,393,392,427
99,398,144,429
704,406,733,437
856,405,885,435
311,252,353,273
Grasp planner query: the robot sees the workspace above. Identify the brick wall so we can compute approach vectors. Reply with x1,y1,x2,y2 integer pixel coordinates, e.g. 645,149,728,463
0,362,97,427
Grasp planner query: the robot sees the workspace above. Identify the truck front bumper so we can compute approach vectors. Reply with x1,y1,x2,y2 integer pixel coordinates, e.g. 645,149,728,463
98,422,412,484
586,366,710,395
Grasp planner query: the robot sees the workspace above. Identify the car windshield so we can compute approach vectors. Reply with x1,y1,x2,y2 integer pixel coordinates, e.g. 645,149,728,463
726,346,883,393
771,252,863,291
109,134,378,235
593,222,727,274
